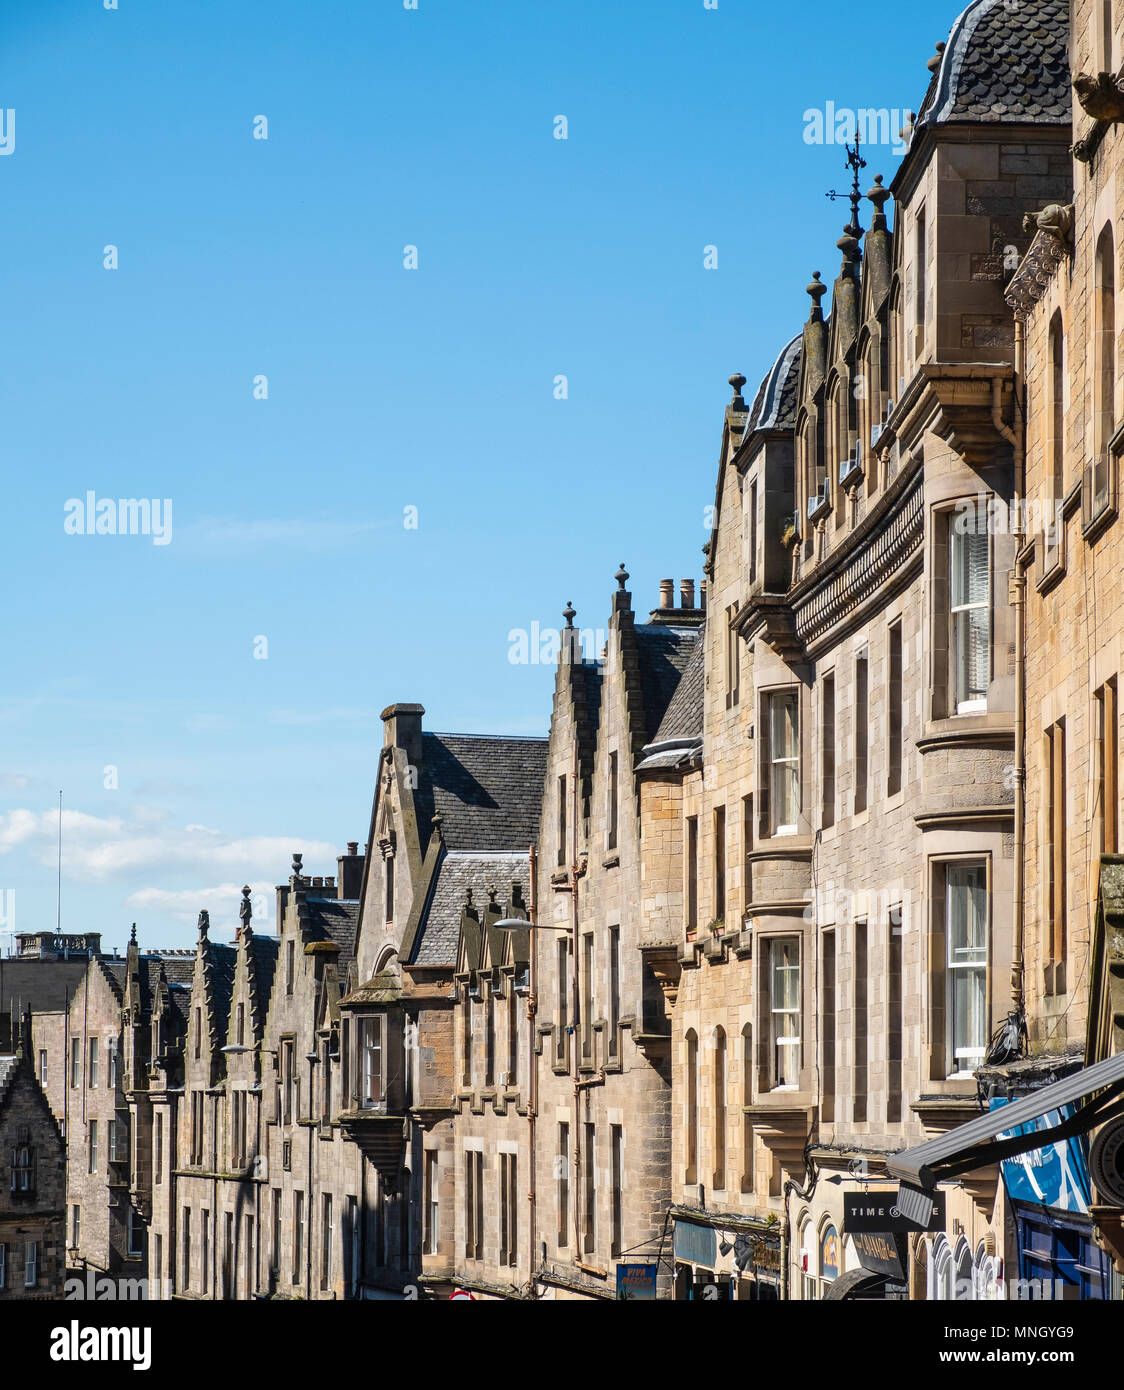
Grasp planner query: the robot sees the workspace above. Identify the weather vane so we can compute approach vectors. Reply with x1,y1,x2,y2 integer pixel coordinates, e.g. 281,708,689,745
825,131,867,231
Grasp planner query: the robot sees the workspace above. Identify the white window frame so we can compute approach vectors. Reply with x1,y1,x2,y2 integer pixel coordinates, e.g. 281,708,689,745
766,690,800,836
768,937,801,1090
359,1016,384,1110
945,862,989,1078
950,508,990,715
24,1240,37,1287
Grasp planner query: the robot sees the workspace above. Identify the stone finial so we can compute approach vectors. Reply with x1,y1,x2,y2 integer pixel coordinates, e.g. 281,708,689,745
129,921,137,945
866,174,891,221
197,909,210,940
927,40,945,74
488,886,498,907
807,270,827,318
465,888,473,909
837,226,861,266
562,600,576,629
240,885,252,928
291,852,303,878
729,372,747,406
615,562,629,591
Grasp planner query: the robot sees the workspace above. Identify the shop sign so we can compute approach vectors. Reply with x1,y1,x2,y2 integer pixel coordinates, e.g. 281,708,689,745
851,1230,905,1280
616,1263,657,1301
673,1219,717,1269
844,1189,946,1234
990,1097,1092,1213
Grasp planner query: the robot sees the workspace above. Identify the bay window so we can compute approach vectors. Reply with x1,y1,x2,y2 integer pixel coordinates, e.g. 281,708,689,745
950,510,990,713
359,1017,384,1109
764,690,800,836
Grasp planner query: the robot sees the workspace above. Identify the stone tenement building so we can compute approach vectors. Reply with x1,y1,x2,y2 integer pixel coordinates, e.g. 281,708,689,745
0,1025,66,1299
531,577,700,1300
995,0,1124,1291
662,0,1076,1301
340,706,547,1299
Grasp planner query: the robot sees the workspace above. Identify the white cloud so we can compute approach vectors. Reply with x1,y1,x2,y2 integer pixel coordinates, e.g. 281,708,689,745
0,807,338,885
126,881,277,928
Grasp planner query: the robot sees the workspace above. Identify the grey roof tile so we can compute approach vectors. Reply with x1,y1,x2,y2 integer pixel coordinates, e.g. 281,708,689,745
918,0,1069,129
414,733,548,853
746,335,803,435
412,851,530,968
651,631,705,742
302,900,358,972
635,625,700,742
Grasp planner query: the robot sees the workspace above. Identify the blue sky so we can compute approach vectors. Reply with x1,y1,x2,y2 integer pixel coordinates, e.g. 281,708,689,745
0,0,941,950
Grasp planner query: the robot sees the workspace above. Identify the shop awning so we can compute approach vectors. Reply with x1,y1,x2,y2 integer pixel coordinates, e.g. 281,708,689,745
822,1268,890,1301
886,1051,1124,1189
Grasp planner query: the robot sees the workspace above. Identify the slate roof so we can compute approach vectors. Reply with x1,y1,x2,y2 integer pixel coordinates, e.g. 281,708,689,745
413,733,549,853
149,950,196,988
411,850,530,967
746,335,803,435
0,1054,18,1110
204,943,237,1046
650,631,704,743
0,958,89,1017
635,625,700,742
917,0,1069,129
303,900,358,972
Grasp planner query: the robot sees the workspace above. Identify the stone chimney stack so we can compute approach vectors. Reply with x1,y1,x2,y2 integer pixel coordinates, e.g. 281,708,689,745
337,842,365,900
381,702,424,767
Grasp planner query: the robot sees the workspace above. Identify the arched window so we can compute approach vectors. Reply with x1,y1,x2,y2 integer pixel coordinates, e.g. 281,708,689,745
685,1030,698,1184
1093,224,1115,515
954,1236,974,1301
928,1235,955,1301
741,1023,754,1192
712,1027,726,1190
799,1216,817,1300
820,1224,840,1292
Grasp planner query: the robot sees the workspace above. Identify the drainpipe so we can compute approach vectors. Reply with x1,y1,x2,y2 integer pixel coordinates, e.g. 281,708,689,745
571,735,582,1260
526,843,538,1285
999,329,1028,1014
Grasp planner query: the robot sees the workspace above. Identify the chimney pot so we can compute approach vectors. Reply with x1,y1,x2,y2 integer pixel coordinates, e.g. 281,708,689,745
700,579,708,611
680,578,695,609
313,876,323,888
659,579,674,609
346,842,358,857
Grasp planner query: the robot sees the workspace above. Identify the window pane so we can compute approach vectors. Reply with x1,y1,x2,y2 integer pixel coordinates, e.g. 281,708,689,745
954,607,989,707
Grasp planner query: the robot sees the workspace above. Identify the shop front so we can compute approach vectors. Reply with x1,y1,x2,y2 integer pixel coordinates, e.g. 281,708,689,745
669,1210,782,1300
